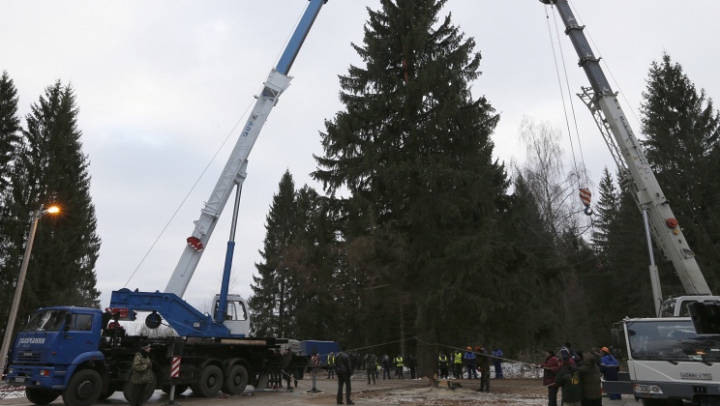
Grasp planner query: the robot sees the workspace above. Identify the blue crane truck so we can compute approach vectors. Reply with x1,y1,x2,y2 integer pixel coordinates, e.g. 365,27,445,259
3,1,329,405
5,305,284,406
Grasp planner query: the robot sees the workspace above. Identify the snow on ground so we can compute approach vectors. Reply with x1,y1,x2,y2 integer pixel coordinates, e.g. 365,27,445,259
360,386,547,406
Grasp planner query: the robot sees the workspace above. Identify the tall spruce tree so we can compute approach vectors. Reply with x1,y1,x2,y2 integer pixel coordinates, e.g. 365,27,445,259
592,167,621,258
640,53,720,291
0,71,22,333
0,71,20,192
249,171,337,339
312,0,509,367
250,171,298,337
288,185,339,340
3,81,100,338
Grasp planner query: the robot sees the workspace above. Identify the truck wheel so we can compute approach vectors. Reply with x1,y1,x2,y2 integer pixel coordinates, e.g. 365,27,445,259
222,365,249,395
26,388,60,405
98,387,115,400
122,370,156,403
62,369,102,406
191,365,223,397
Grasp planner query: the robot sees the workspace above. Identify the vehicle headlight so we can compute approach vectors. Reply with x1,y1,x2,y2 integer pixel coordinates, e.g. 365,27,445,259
634,384,664,395
7,368,13,374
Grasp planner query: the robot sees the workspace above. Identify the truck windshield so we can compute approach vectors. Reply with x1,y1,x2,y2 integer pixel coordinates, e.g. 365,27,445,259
628,320,720,362
23,310,67,332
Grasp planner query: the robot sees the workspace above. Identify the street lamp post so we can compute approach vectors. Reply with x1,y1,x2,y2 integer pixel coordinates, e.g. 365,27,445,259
0,205,59,380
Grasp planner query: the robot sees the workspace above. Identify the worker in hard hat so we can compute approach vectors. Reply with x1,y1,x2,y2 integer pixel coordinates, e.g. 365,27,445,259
600,347,621,400
453,350,463,379
464,346,478,379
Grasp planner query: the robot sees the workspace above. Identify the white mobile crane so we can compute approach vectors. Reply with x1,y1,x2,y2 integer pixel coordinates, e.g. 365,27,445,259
542,1,720,405
543,0,712,315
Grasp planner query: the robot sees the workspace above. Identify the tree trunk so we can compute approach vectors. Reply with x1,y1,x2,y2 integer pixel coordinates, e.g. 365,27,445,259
417,331,438,380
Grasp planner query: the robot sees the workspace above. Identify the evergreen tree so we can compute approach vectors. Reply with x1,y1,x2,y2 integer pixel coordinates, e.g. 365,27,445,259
312,0,509,367
0,71,20,192
596,188,658,322
592,167,621,260
249,171,337,339
250,171,298,337
483,175,565,348
2,81,101,339
640,53,720,291
287,185,339,340
0,71,22,332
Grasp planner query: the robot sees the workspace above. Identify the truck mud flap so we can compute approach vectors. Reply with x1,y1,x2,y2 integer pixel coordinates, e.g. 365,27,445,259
256,374,269,390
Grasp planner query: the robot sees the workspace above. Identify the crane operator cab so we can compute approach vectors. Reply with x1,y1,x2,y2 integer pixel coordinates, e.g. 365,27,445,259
661,295,720,318
212,294,249,336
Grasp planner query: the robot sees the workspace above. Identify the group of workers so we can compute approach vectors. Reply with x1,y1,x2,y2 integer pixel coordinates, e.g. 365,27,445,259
437,346,502,392
537,344,620,406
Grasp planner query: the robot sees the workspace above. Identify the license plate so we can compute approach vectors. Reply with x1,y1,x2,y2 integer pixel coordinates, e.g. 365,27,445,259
680,372,712,380
14,377,27,383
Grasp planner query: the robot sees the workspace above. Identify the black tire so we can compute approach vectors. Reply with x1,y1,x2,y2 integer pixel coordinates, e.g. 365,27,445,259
122,370,156,403
97,387,115,400
62,369,102,406
222,365,249,395
26,388,60,405
190,365,223,397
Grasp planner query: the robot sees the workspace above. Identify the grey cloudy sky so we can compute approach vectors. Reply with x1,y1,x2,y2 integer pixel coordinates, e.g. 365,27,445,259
1,1,719,312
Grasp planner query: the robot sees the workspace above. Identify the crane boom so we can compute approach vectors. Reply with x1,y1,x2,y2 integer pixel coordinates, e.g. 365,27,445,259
541,0,711,296
164,0,327,298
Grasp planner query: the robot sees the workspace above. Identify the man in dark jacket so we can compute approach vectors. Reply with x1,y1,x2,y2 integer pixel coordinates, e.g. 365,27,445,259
537,349,563,406
578,352,602,406
407,354,417,379
477,346,491,392
365,353,378,384
131,344,153,406
382,354,392,380
335,349,354,405
555,355,582,406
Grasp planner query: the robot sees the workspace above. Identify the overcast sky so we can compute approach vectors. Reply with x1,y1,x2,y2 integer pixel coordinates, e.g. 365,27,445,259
1,1,719,313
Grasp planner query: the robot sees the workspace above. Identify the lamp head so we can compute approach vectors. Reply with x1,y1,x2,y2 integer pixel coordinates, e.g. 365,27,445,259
45,206,60,214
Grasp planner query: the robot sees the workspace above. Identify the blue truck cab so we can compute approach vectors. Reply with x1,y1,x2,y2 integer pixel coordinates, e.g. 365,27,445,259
6,306,108,406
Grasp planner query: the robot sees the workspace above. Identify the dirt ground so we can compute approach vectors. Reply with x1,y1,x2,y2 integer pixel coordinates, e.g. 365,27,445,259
354,379,549,406
2,377,629,406
0,378,548,406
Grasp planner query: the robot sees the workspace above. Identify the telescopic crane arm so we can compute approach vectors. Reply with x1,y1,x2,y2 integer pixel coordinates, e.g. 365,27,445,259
540,0,711,296
164,0,328,299
110,0,328,338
